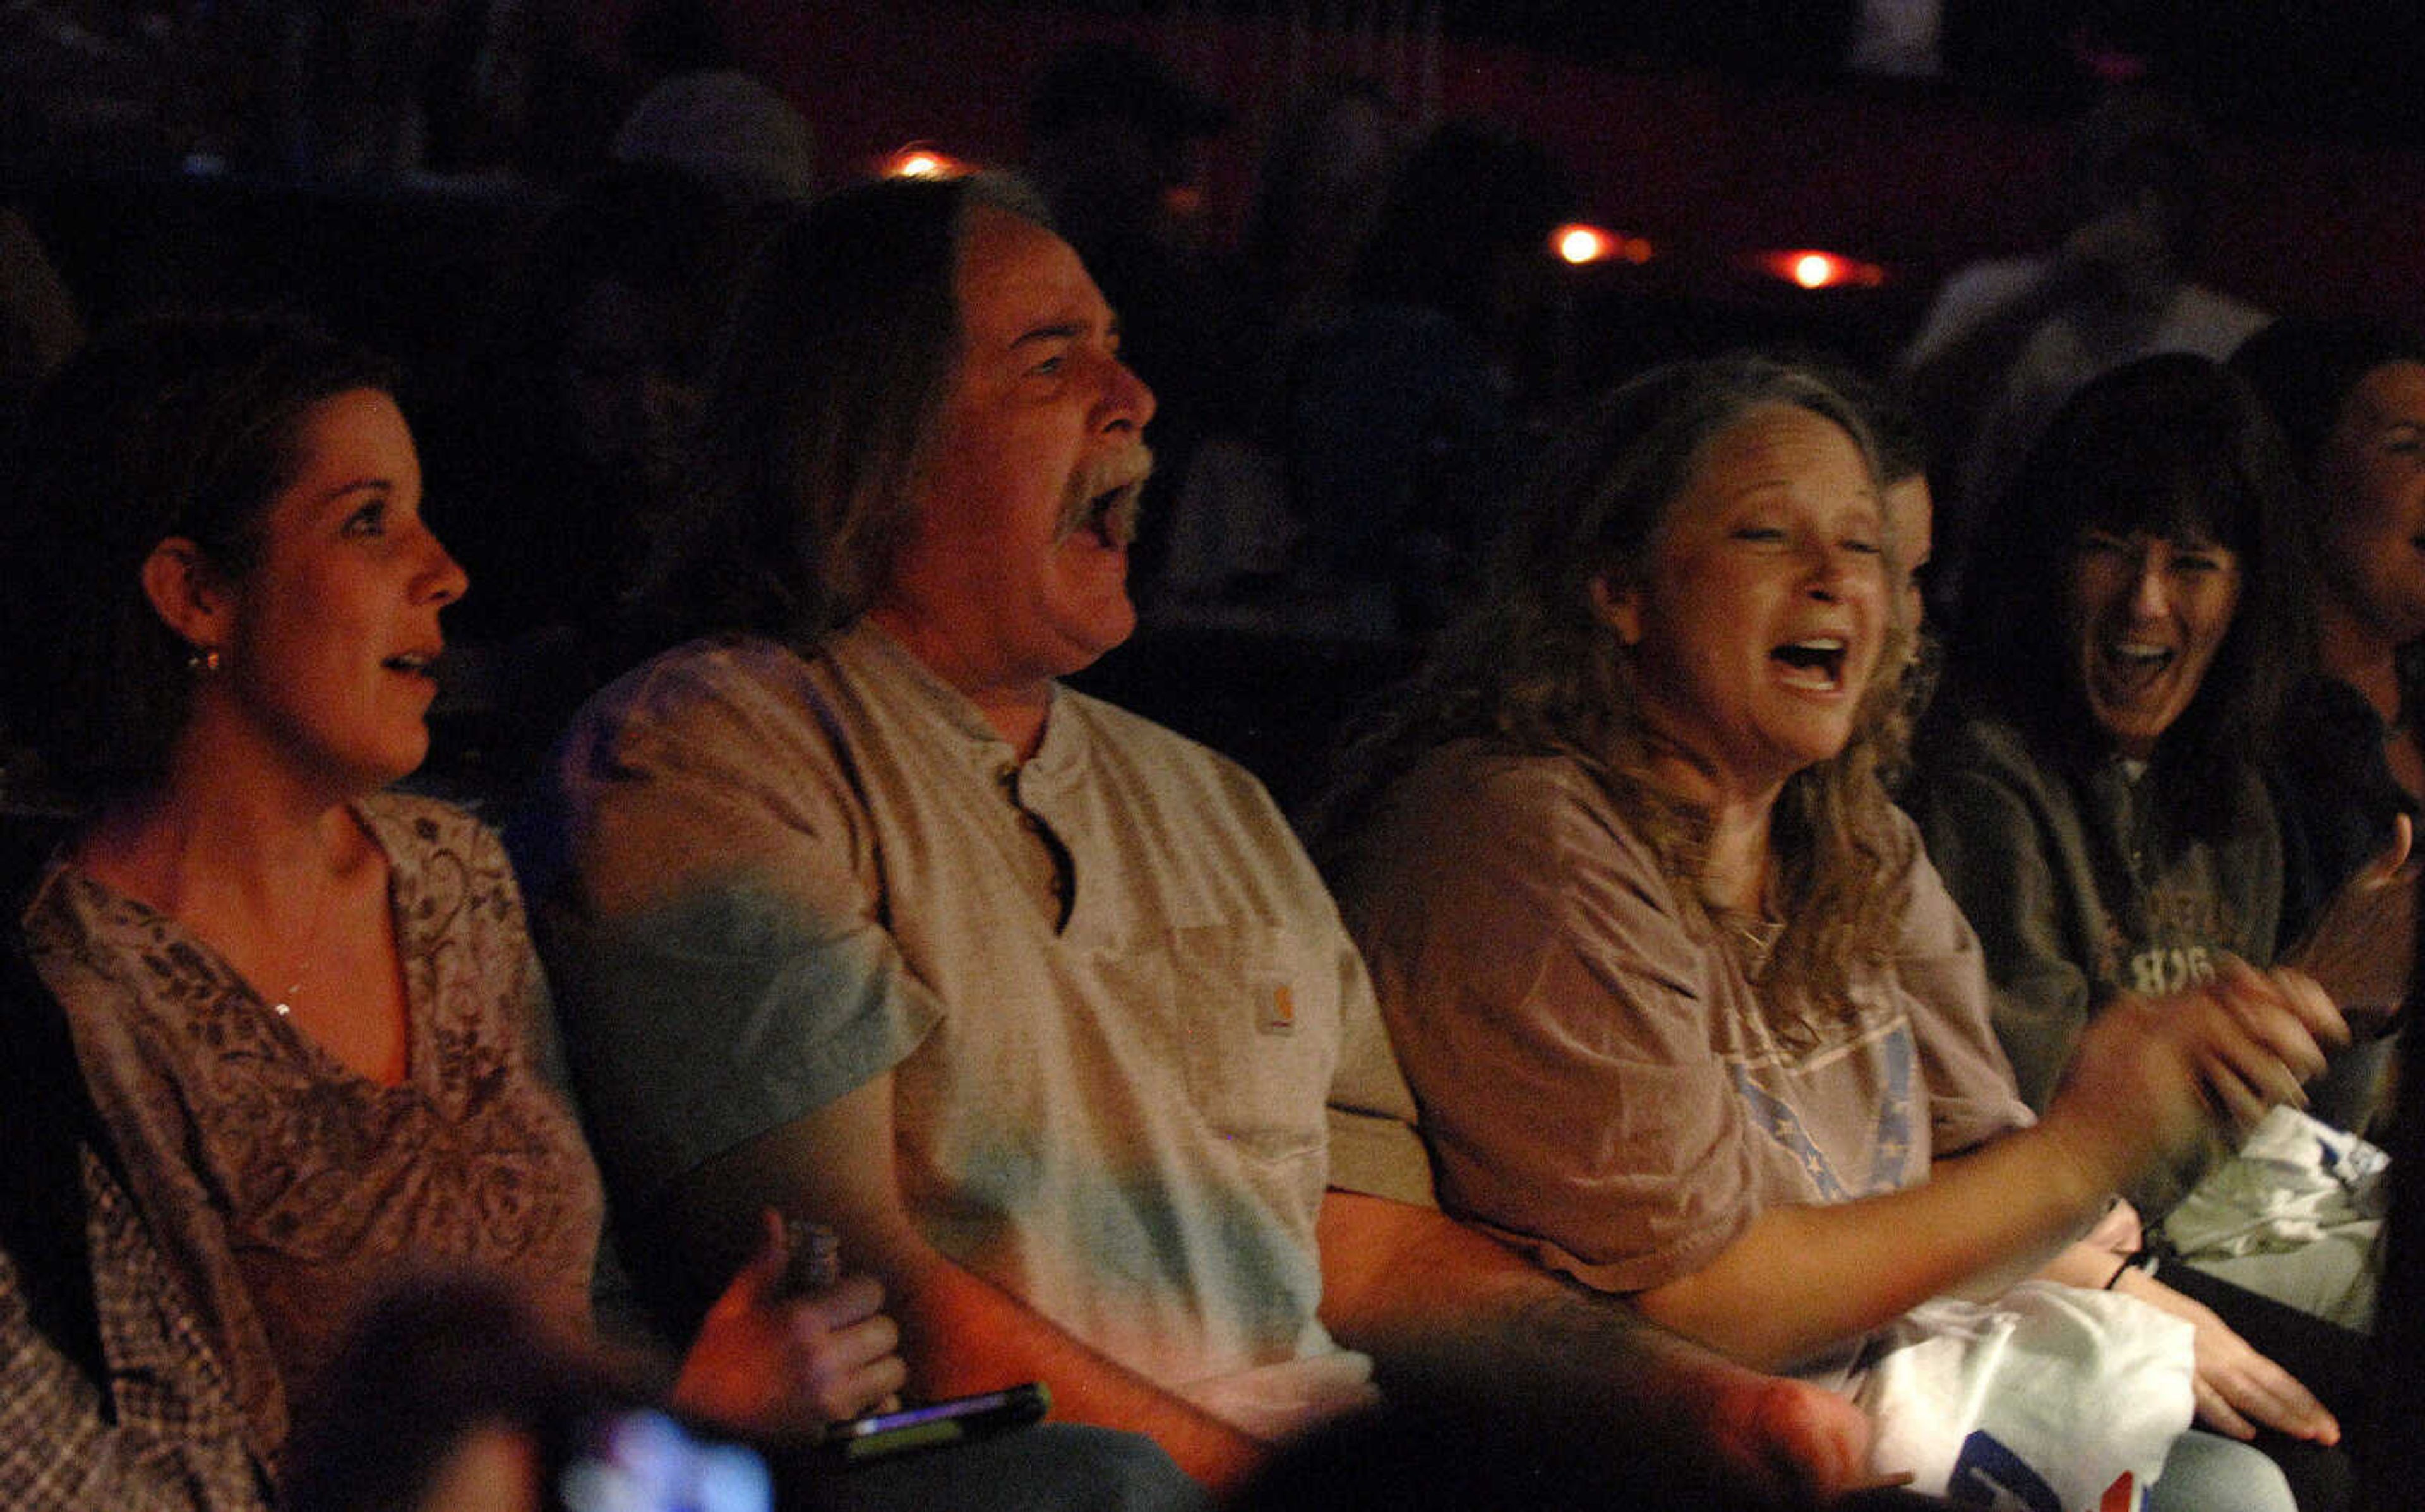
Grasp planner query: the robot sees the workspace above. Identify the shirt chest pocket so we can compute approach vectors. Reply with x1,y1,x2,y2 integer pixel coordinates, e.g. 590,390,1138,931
1140,923,1339,1167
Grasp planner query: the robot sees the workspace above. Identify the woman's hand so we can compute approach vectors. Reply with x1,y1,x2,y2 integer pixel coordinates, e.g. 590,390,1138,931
2181,958,2344,1129
2041,960,2345,1193
669,1208,909,1438
2111,1268,2339,1445
2285,812,2416,1037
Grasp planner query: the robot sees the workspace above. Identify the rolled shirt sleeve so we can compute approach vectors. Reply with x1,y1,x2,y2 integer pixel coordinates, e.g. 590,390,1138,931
1338,746,1764,1293
1895,839,2039,1156
527,643,940,1215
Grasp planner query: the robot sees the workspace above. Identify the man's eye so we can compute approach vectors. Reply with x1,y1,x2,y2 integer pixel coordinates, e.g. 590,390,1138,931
1843,536,1882,556
2174,554,2226,575
1029,355,1065,378
1732,526,1785,544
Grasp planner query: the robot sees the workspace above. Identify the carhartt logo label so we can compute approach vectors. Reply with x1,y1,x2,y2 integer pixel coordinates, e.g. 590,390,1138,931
1260,984,1296,1035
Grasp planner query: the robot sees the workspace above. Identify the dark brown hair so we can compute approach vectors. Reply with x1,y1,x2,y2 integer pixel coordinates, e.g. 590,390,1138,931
1941,352,2309,837
1,311,398,804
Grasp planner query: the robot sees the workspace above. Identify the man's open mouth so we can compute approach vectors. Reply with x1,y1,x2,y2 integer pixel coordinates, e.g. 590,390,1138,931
1078,479,1143,547
1059,448,1154,549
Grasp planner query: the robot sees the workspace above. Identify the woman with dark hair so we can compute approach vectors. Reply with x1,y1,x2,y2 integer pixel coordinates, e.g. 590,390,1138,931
435,162,768,646
1324,352,2337,1509
0,312,911,1484
420,162,775,803
1911,352,2402,1197
1908,354,2396,1506
2231,316,2425,1133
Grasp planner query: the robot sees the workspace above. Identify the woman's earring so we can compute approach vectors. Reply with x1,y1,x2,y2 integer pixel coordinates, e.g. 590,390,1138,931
187,645,222,675
1586,575,1642,648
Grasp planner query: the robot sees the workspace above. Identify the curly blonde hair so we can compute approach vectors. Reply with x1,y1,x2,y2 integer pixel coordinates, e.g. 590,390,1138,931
1315,354,1919,1030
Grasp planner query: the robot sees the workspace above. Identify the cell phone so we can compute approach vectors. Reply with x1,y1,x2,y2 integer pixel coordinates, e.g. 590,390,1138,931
819,1383,1051,1466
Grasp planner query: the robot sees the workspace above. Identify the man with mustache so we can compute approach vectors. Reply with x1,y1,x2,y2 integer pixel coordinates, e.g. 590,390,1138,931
527,173,1876,1503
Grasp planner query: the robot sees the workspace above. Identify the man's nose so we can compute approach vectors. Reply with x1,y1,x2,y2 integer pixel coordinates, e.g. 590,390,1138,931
1099,355,1156,434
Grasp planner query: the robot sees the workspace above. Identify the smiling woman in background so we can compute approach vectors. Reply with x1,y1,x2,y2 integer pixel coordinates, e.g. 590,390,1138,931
1907,352,2400,1509
1908,352,2402,1208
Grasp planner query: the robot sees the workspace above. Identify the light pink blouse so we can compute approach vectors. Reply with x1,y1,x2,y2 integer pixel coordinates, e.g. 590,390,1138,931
23,794,602,1471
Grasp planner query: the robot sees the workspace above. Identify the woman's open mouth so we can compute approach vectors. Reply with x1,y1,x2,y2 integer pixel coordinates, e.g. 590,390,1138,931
382,651,441,684
1771,637,1848,691
2095,638,2176,694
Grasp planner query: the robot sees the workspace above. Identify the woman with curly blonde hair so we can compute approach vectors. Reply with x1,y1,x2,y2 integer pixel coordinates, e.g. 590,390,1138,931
1316,354,1915,1021
1323,354,2338,1510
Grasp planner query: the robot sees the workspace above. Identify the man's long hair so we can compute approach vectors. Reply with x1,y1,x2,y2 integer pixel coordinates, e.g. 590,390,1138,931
645,172,1052,647
1314,355,1918,1027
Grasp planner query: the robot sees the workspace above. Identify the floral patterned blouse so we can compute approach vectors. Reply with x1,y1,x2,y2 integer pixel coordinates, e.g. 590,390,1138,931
21,794,603,1472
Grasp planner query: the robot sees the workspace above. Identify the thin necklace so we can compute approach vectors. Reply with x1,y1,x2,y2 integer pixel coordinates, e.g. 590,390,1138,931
269,860,337,1019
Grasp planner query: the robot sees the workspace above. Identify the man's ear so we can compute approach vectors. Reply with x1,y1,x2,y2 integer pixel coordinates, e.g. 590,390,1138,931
140,539,233,653
1587,571,1643,648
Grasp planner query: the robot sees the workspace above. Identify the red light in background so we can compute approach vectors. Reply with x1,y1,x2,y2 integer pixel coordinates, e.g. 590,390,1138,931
1751,249,1886,289
882,144,965,179
1556,224,1612,264
1550,223,1655,266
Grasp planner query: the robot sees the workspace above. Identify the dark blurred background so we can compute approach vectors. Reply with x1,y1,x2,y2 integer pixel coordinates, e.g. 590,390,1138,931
6,0,2422,355
8,0,2421,807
